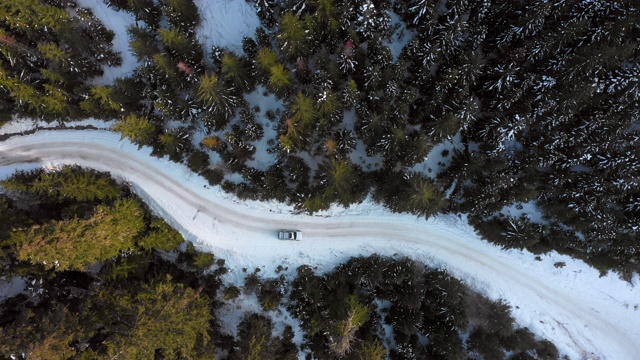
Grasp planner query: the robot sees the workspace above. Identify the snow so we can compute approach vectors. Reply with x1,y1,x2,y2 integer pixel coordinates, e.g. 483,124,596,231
71,0,259,83
384,10,414,62
75,0,139,84
349,139,383,172
193,0,260,55
498,201,548,225
411,132,463,178
0,276,26,302
1,130,639,360
243,86,284,171
0,117,113,136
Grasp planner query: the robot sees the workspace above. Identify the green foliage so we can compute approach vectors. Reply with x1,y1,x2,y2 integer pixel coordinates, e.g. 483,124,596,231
300,158,363,211
10,199,145,271
37,42,67,66
192,251,215,270
103,276,212,359
0,1,120,120
268,63,291,94
198,72,239,119
288,256,557,359
138,219,184,251
0,195,24,241
221,52,253,91
256,48,277,71
41,84,67,116
310,0,339,42
128,0,162,28
158,27,191,58
258,276,286,311
405,173,445,217
187,149,211,173
161,0,201,33
355,340,387,360
81,85,122,116
331,295,370,356
127,25,159,61
278,12,308,58
1,165,120,202
112,113,157,146
153,53,179,79
0,0,69,34
291,91,315,127
0,303,80,359
247,335,267,360
316,90,341,129
224,285,241,300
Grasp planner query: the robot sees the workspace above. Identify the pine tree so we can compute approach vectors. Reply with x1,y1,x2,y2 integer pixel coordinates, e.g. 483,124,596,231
161,0,201,33
256,48,277,72
158,127,191,160
138,219,184,251
158,28,191,59
320,158,359,206
309,0,339,43
290,91,315,128
268,63,291,95
221,52,252,91
37,42,67,68
127,25,159,61
2,165,121,202
278,12,308,59
10,199,145,271
331,295,370,356
406,0,438,28
341,79,359,108
81,85,121,116
404,173,446,217
0,0,69,35
128,0,161,29
316,89,341,131
197,72,239,120
255,0,277,27
101,276,212,359
41,84,67,117
356,340,387,360
112,113,157,146
356,1,391,40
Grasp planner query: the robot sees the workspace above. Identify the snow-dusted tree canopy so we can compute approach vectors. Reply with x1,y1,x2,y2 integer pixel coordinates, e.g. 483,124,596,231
0,0,638,356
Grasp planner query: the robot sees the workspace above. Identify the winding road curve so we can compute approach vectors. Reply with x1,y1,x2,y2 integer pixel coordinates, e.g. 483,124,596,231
1,130,639,360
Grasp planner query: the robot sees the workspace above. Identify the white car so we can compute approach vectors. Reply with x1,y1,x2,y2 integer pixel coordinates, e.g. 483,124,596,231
278,230,302,240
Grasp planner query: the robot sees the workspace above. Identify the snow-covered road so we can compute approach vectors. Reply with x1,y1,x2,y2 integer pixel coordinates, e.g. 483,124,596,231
1,131,638,360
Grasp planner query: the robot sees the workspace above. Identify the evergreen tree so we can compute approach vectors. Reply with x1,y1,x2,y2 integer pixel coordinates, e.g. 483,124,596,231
331,295,370,357
221,52,252,91
161,0,201,33
277,12,308,59
404,173,446,217
268,63,291,96
100,276,212,359
256,48,278,72
80,85,122,117
9,199,145,271
197,72,239,120
112,113,157,146
128,0,162,29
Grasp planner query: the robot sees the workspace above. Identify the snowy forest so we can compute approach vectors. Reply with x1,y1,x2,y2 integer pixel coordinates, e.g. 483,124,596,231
0,0,638,277
0,167,558,359
0,0,638,358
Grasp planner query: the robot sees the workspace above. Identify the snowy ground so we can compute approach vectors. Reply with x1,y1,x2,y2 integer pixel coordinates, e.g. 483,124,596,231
75,0,139,84
193,0,260,55
0,130,639,360
0,117,112,135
